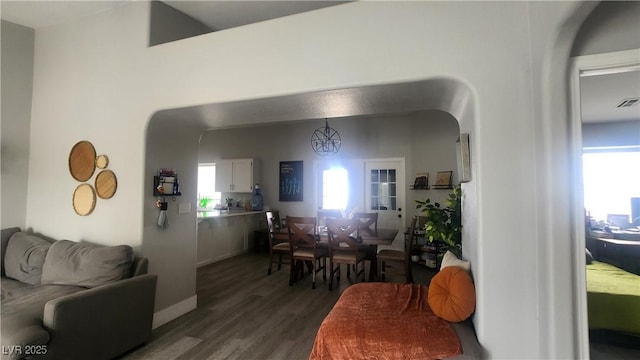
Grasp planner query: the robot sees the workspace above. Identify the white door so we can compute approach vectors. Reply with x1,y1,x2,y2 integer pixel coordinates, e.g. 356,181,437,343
365,159,405,247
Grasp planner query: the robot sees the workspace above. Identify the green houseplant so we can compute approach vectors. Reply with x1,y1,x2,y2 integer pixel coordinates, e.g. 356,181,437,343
415,184,462,257
199,197,211,209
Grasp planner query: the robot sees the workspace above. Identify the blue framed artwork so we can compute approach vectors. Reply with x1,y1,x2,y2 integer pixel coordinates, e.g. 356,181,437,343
280,161,303,201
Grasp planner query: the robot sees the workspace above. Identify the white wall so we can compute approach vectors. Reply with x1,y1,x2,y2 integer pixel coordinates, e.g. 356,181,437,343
22,1,608,357
1,21,34,229
572,1,640,56
143,114,200,313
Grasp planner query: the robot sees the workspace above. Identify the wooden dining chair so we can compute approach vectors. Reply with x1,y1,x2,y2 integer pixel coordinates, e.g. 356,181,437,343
377,216,417,283
351,212,379,279
288,216,327,289
326,218,366,290
352,212,378,233
266,211,290,275
317,209,343,227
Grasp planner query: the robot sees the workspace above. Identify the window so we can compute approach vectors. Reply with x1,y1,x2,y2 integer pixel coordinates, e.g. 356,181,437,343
197,163,221,209
322,167,348,211
583,151,640,224
369,168,397,211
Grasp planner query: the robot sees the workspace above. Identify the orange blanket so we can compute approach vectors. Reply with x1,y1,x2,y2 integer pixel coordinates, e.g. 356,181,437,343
310,283,462,360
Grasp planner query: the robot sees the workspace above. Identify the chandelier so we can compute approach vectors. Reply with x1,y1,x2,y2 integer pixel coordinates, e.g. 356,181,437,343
311,119,341,155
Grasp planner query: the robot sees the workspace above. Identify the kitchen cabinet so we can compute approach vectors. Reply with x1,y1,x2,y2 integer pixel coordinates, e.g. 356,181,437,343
215,158,260,193
197,212,266,267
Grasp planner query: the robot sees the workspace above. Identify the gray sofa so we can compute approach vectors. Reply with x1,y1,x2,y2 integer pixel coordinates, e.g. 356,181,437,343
1,227,157,360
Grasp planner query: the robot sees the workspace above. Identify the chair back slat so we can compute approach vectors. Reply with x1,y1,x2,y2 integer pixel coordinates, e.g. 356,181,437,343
326,218,360,250
352,212,378,233
287,216,318,250
266,211,276,233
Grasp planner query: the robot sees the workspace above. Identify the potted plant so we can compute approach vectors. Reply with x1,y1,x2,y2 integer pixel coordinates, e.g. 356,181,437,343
225,197,233,208
199,197,211,209
415,184,462,257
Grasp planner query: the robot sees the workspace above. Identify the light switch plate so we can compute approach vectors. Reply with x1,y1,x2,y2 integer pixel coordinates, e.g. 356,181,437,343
179,202,191,214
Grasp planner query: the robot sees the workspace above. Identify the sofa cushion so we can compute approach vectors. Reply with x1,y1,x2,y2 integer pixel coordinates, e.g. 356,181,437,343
41,240,134,288
4,232,52,285
440,250,471,272
1,277,84,360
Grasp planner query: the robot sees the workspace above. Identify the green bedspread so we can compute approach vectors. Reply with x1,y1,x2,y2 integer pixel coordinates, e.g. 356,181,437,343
586,261,640,335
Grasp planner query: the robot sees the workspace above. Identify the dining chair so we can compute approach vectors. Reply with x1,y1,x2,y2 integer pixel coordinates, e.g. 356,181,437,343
317,209,343,227
352,212,378,233
288,216,327,289
266,211,290,275
326,218,366,290
376,216,417,283
351,212,379,279
268,210,286,232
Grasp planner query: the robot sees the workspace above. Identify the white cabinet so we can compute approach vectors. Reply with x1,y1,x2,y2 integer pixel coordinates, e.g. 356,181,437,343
197,213,265,267
215,158,259,193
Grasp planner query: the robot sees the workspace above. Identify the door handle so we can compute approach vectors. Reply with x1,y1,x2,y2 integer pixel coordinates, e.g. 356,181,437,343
397,214,402,218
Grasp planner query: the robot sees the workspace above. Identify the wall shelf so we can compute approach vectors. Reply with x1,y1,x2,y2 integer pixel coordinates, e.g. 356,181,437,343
153,175,181,197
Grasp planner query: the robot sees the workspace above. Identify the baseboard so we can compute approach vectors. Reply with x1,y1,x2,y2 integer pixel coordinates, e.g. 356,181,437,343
152,295,197,329
200,249,248,268
197,259,214,268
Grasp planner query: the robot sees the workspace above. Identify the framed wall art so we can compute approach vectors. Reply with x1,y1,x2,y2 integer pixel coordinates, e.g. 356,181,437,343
279,161,303,201
433,171,453,189
412,172,429,189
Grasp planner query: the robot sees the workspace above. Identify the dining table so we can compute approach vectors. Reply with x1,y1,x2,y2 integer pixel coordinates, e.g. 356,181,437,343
279,217,400,281
318,226,399,281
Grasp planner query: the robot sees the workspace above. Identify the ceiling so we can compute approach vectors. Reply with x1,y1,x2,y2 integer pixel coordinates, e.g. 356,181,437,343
164,0,348,32
1,0,638,125
580,69,640,123
0,1,348,30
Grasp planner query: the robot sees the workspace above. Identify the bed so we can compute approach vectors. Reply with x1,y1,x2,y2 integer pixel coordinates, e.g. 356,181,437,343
586,261,640,335
309,282,484,360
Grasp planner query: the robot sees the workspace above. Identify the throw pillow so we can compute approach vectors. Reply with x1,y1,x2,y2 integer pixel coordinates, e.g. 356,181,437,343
41,240,134,288
4,232,52,285
428,266,476,322
440,250,471,272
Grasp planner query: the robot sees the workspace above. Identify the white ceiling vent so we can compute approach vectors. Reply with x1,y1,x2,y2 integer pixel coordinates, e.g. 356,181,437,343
616,98,639,108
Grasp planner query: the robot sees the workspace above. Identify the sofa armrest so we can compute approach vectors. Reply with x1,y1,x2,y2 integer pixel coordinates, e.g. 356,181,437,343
1,227,21,276
42,274,157,360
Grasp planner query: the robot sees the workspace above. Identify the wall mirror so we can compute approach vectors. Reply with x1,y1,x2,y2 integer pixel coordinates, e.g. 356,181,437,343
69,141,97,182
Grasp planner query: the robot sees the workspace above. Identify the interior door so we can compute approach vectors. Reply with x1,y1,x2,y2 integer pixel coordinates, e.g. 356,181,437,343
365,159,405,246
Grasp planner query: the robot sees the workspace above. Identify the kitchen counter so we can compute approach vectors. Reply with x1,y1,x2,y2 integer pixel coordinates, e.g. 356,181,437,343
197,209,265,219
197,210,266,267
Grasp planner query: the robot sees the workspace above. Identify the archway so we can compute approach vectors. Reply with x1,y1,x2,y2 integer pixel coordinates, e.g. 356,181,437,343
142,77,476,327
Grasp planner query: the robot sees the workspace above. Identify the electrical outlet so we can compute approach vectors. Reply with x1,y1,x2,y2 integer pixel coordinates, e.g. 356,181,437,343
179,202,191,214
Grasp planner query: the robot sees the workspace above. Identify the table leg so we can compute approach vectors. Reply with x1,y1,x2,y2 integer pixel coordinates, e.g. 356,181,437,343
368,245,378,281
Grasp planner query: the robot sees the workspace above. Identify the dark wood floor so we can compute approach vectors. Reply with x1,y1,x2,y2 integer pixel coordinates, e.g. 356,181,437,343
120,252,433,360
120,252,639,360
